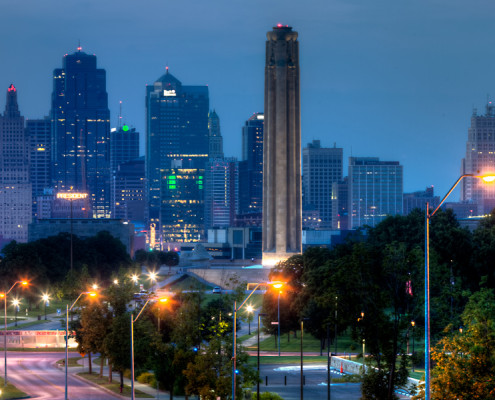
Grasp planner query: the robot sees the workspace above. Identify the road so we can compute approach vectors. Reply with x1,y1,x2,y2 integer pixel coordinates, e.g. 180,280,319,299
0,352,121,399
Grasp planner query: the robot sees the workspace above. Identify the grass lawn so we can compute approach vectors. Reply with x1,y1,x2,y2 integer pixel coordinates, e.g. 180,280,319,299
7,319,52,330
0,377,28,399
78,372,153,398
248,355,328,365
56,356,84,367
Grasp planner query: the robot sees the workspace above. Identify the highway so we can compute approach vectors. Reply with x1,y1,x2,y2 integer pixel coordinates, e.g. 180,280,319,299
0,352,120,399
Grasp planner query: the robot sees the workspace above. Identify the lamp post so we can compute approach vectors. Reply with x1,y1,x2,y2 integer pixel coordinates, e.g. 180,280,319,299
131,297,168,400
12,300,19,327
1,280,27,387
257,312,267,400
246,305,254,335
327,323,331,400
232,281,284,400
300,318,309,400
66,291,97,400
148,271,157,293
334,296,338,357
424,173,495,400
277,291,281,357
42,294,50,321
411,320,415,372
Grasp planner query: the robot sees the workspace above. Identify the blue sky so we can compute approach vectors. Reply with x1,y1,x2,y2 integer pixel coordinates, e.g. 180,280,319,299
2,0,495,197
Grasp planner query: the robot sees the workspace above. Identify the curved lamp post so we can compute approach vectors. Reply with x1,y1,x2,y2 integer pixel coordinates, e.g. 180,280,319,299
131,296,168,400
424,173,495,400
65,291,97,400
1,280,28,387
232,281,285,400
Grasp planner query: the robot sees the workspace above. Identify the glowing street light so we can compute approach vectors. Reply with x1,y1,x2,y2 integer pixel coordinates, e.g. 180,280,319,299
424,172,495,400
11,299,19,327
148,271,157,293
41,293,50,320
246,305,254,335
2,280,28,386
131,296,168,400
131,274,139,285
65,291,97,400
232,281,285,400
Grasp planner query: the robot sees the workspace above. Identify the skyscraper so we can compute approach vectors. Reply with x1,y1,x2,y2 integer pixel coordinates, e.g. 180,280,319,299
145,68,209,230
110,125,139,173
208,110,224,159
27,117,51,219
348,157,403,228
262,25,302,266
461,102,495,213
302,140,343,228
238,113,264,216
111,157,145,223
51,47,111,218
204,158,238,230
0,84,32,242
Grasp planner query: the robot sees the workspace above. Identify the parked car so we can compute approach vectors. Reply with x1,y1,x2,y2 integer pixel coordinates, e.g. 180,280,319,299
212,287,222,294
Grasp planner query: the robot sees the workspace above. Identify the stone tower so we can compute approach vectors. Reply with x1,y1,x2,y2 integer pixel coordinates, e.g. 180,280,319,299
262,25,302,266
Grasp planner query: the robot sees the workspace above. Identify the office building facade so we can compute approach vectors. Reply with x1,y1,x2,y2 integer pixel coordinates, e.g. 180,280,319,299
204,158,238,230
349,157,403,228
302,140,343,228
111,157,145,223
0,84,32,242
27,117,51,219
145,68,209,230
238,113,264,216
461,102,495,213
51,47,111,218
208,110,224,159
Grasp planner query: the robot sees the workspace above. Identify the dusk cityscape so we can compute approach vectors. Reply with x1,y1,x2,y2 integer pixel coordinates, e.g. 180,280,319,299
1,1,495,399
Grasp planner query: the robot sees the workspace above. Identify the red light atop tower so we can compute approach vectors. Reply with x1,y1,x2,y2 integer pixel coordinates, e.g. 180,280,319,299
8,84,16,92
277,23,283,27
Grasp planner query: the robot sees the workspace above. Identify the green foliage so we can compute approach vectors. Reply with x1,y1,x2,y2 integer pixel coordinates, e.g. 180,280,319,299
252,392,285,400
137,371,155,384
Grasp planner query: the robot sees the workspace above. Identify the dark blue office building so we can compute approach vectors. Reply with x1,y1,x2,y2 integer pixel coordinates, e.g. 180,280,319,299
145,68,209,229
51,47,111,218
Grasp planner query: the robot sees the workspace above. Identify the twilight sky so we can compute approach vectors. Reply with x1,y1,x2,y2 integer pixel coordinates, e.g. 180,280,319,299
2,0,495,197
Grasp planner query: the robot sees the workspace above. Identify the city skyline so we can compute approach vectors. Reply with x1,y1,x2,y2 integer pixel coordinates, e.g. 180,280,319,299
2,0,495,198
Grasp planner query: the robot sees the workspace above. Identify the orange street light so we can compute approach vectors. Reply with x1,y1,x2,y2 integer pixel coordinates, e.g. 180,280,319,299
3,280,29,387
131,296,168,400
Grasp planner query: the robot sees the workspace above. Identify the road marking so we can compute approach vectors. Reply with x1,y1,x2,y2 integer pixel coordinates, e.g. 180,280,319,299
18,358,64,393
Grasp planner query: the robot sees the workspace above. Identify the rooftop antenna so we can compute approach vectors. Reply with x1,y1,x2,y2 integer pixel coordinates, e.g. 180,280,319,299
77,40,82,52
118,101,122,129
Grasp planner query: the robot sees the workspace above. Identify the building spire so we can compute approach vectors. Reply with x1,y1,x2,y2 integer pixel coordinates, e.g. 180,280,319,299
77,40,82,52
4,84,20,118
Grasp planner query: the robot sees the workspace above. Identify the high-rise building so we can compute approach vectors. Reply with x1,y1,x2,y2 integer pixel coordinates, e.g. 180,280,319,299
302,140,343,228
461,102,495,213
160,161,205,243
238,113,264,216
205,158,238,230
0,84,32,242
403,186,440,215
51,47,111,218
26,117,51,219
331,178,349,230
349,157,403,228
145,68,209,228
262,25,302,266
111,157,145,223
110,125,139,173
208,110,223,159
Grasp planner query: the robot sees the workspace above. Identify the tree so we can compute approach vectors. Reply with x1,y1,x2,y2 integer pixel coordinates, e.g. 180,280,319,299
413,289,495,400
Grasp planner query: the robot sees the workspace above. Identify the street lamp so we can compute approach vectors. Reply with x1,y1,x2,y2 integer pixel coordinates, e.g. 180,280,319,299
131,274,139,285
300,318,309,400
1,280,28,387
41,293,50,320
131,296,168,400
148,271,157,293
11,300,19,327
411,320,415,372
257,312,267,400
424,173,495,400
246,305,254,335
65,291,97,400
232,281,285,400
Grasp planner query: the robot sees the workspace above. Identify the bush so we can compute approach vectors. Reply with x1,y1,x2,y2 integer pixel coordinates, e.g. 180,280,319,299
137,371,155,384
252,392,284,400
